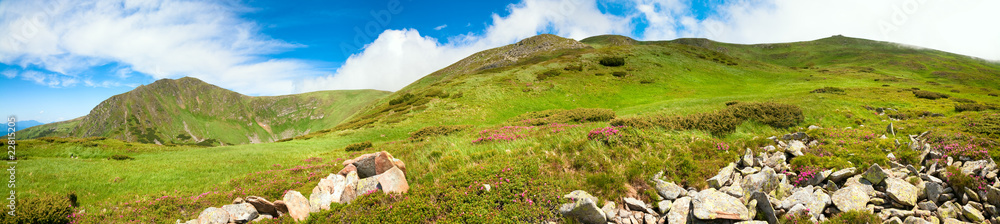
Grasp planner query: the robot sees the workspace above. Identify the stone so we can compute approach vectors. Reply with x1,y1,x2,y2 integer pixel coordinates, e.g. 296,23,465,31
644,214,656,224
739,167,759,175
926,182,942,204
743,148,754,167
197,207,230,224
357,176,380,195
829,167,857,183
340,171,359,203
786,204,809,219
786,140,806,157
337,164,357,176
887,123,896,136
309,179,334,212
377,166,409,194
232,197,244,204
708,163,737,189
808,125,822,130
373,151,400,175
601,202,616,221
832,185,870,212
692,189,750,220
765,152,786,170
824,181,840,193
885,177,918,207
938,201,961,220
779,187,831,218
742,166,780,195
657,200,672,214
282,190,310,221
962,204,985,223
987,186,1000,207
667,197,692,224
942,218,969,224
245,196,280,217
961,160,995,176
221,203,259,224
752,192,778,224
345,152,379,178
558,196,606,224
654,179,686,200
273,200,289,216
904,216,932,224
864,163,889,185
565,190,599,202
624,197,648,212
884,217,903,224
965,188,981,202
918,201,938,211
805,170,832,186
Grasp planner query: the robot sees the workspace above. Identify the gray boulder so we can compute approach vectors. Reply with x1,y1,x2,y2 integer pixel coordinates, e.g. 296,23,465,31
926,182,942,204
832,185,869,212
623,197,648,212
863,163,888,185
658,200,672,214
742,166,780,195
558,196,606,224
829,167,857,183
962,204,985,223
752,192,778,224
708,163,736,189
197,207,230,224
786,140,806,157
221,203,259,224
743,148,754,167
282,190,310,222
885,177,918,207
668,197,692,224
779,187,830,218
655,179,686,200
692,189,750,220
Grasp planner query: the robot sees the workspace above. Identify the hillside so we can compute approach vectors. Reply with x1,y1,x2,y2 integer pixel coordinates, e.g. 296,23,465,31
19,77,389,145
16,34,1000,223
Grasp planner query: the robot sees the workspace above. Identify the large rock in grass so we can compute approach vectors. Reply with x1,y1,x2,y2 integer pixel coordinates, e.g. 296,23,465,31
960,160,995,176
273,200,289,215
245,196,280,217
962,204,985,223
340,171,359,203
559,190,606,224
742,166,780,196
779,187,830,218
221,203,259,224
786,140,806,157
885,177,918,207
693,189,750,220
309,179,334,212
377,166,409,194
751,192,778,224
655,179,686,200
343,151,405,179
832,185,869,212
282,190,310,221
668,197,692,224
356,176,381,196
197,207,230,224
829,167,857,183
327,174,346,204
708,163,736,189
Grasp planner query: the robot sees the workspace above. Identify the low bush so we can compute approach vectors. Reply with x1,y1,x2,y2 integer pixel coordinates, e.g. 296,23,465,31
822,210,881,224
610,102,803,136
510,108,616,126
563,64,583,71
952,98,976,103
946,166,987,192
0,194,74,224
810,87,846,94
389,93,416,105
109,154,134,160
639,78,655,84
955,103,994,112
344,141,372,152
536,69,562,81
410,125,471,141
913,90,949,100
599,57,625,67
611,71,627,77
965,113,1000,138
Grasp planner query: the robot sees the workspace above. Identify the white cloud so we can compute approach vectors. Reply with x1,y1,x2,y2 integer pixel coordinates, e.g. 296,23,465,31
296,0,630,92
1,69,15,78
0,0,315,95
434,24,448,30
15,70,78,87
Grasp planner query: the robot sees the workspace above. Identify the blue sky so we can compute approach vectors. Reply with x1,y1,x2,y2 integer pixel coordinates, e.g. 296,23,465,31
1,0,998,124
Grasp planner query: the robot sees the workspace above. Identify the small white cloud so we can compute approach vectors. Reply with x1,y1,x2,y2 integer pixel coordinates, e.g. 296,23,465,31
434,24,448,30
38,110,43,114
1,69,15,78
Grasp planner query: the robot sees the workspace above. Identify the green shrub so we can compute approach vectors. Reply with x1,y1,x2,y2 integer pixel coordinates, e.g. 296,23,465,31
536,69,562,81
423,88,447,98
789,154,851,170
965,114,1000,138
946,166,986,193
610,102,803,136
389,93,416,105
611,71,627,77
594,73,606,76
810,87,846,94
344,141,372,152
599,57,625,67
510,108,616,126
410,125,471,141
109,154,134,160
176,133,191,140
639,78,655,84
953,98,976,103
822,210,881,224
956,103,994,112
0,194,74,224
913,90,949,100
563,65,583,71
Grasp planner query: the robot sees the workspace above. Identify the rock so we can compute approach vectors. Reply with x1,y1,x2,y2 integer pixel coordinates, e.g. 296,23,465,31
309,179,334,212
752,192,778,224
786,140,806,157
601,202,616,221
624,197,648,212
232,197,244,204
658,200,672,214
644,213,656,224
197,207,230,224
832,185,870,212
742,166,780,195
942,218,969,224
987,186,1000,207
273,200,289,216
805,170,832,186
918,201,938,211
373,151,400,175
962,204,985,223
808,125,822,130
221,203,259,224
337,164,357,176
779,187,831,218
864,163,889,185
830,167,857,183
357,176,380,196
708,163,737,189
887,123,896,136
345,152,379,178
245,196,280,217
340,171,359,203
786,204,810,219
926,182,942,204
565,190,599,202
939,201,961,220
692,189,751,220
739,167,759,175
743,148,755,167
765,153,786,170
961,160,995,176
885,177,918,207
558,195,606,224
884,217,903,224
964,188,982,203
282,190,310,221
655,179,686,200
377,166,409,194
667,197,692,224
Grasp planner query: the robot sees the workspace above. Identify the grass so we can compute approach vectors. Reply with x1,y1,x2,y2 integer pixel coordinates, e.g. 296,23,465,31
17,34,1000,223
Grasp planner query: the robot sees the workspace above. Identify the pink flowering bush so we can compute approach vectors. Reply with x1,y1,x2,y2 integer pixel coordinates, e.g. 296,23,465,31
587,126,620,143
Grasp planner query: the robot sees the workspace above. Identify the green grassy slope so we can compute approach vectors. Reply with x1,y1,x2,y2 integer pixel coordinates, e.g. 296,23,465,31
17,34,1000,223
19,77,390,145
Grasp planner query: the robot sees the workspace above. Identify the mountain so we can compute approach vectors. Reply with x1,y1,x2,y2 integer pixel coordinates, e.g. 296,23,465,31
19,77,390,145
14,120,44,130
